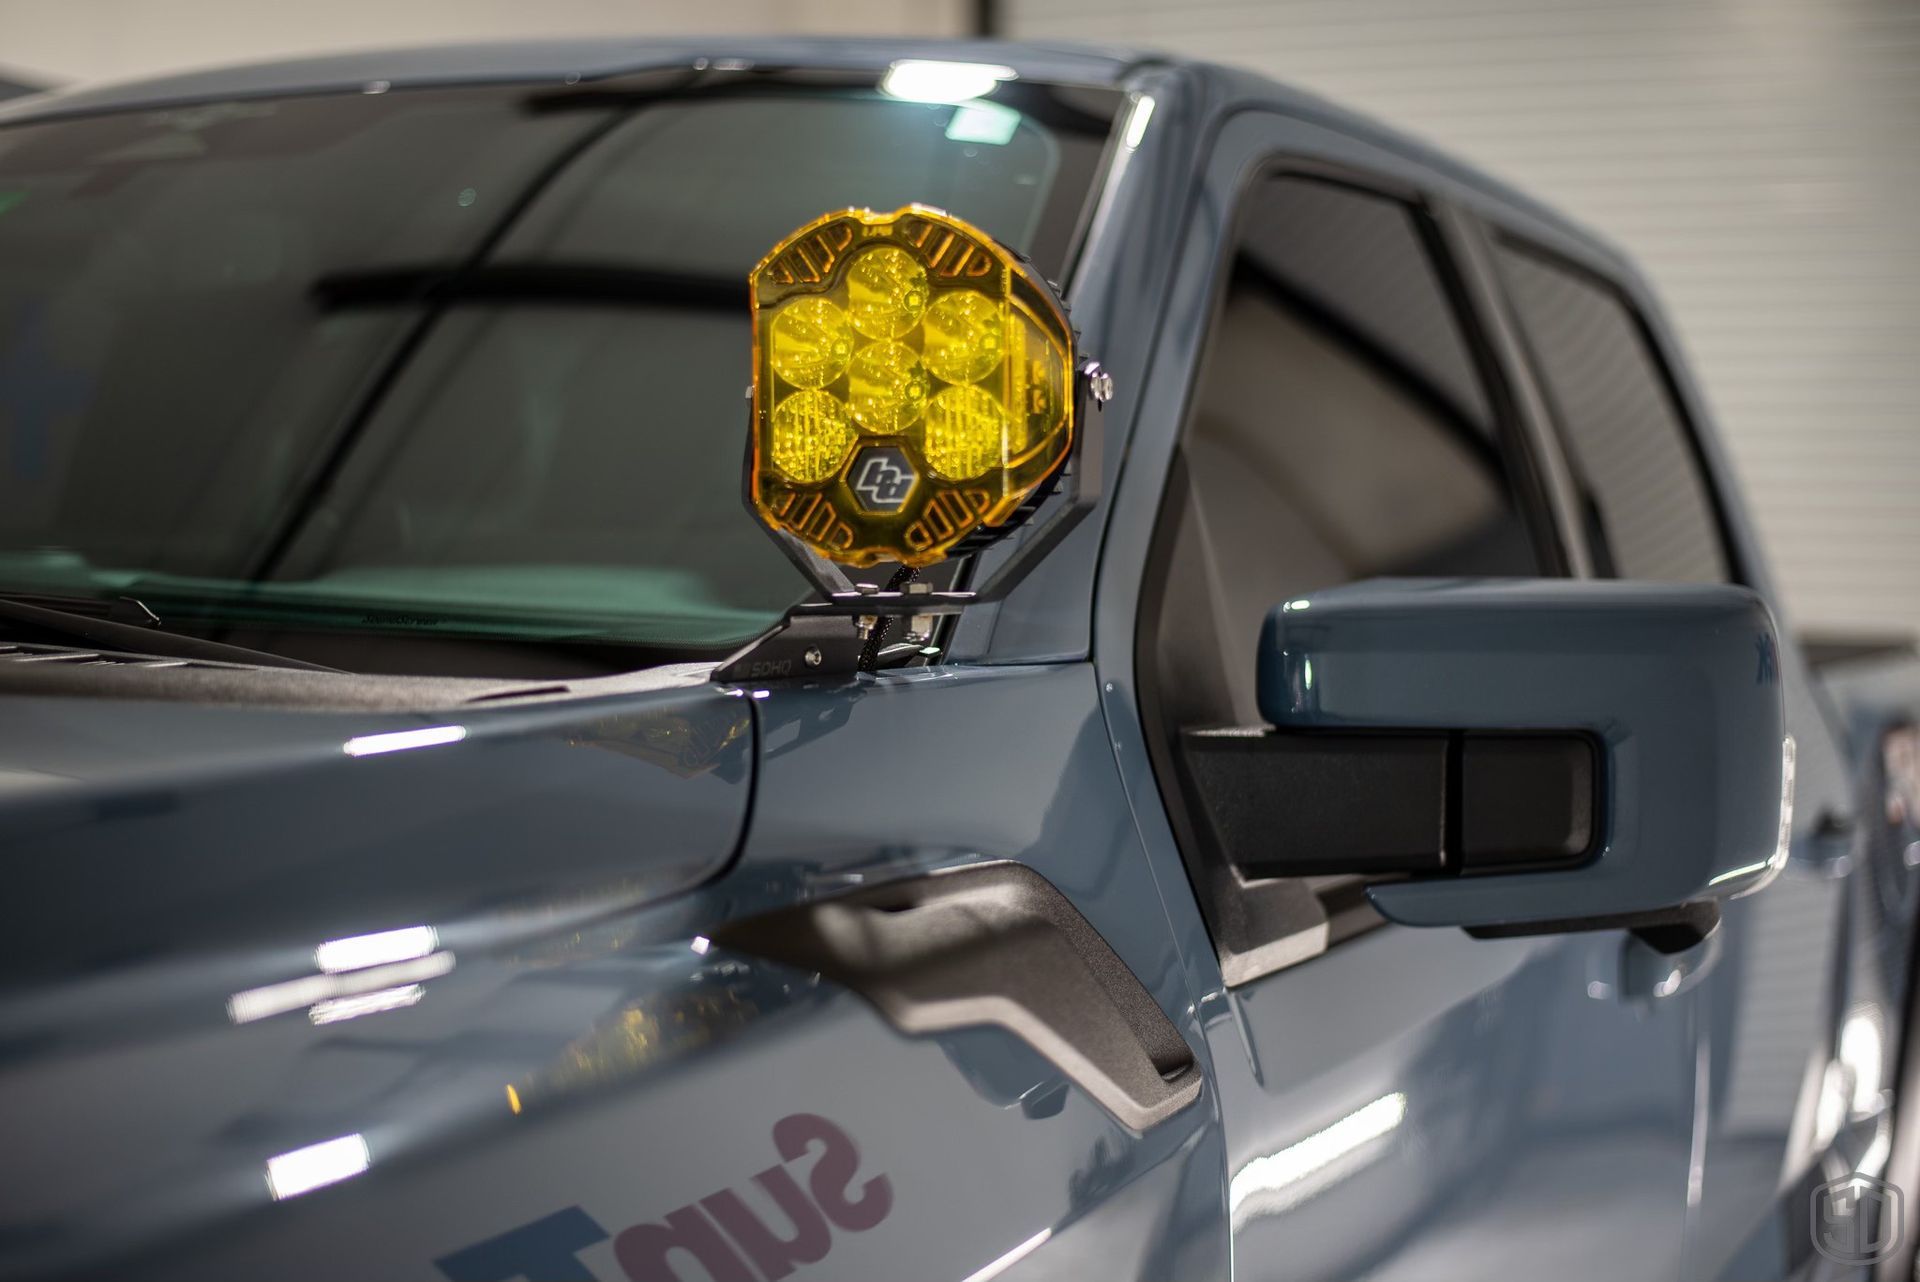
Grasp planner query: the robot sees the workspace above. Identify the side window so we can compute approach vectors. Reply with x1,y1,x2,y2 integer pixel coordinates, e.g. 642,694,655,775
1496,241,1731,583
1138,172,1552,963
1144,175,1544,732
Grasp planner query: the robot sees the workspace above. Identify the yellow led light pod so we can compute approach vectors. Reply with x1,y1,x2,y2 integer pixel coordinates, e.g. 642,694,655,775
749,205,1074,569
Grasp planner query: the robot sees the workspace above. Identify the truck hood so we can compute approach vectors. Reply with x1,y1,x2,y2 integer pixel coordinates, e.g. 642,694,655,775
0,678,753,990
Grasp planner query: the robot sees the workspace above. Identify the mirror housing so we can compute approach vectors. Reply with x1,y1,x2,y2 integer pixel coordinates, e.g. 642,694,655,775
1208,579,1790,939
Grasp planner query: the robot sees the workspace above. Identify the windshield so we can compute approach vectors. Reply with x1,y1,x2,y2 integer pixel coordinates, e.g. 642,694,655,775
0,70,1119,675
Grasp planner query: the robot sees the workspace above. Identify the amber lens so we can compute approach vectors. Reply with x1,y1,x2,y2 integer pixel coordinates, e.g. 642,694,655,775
922,290,1006,385
924,384,1012,480
846,246,929,340
847,341,929,433
769,296,853,389
770,389,854,482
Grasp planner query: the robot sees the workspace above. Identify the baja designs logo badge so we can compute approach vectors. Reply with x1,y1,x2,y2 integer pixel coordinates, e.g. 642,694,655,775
435,1113,891,1282
848,446,917,513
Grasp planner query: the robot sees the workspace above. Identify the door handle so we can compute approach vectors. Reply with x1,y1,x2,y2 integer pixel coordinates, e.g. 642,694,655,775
712,861,1203,1132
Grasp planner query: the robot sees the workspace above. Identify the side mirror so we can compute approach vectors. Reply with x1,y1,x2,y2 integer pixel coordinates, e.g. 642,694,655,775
1177,579,1792,945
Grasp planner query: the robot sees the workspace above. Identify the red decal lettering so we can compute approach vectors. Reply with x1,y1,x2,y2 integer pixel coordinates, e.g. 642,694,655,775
772,1113,893,1234
701,1167,832,1280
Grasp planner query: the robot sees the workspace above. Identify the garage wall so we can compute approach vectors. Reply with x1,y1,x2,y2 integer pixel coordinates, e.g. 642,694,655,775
1006,0,1920,639
0,0,967,85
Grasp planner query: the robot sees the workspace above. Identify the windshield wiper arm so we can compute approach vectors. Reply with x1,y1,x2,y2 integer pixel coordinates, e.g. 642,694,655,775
0,594,340,673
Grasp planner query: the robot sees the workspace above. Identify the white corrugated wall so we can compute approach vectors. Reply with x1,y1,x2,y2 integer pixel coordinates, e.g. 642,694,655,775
1007,0,1920,638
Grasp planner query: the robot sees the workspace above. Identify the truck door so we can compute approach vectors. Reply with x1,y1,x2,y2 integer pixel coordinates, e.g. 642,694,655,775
1100,112,1703,1280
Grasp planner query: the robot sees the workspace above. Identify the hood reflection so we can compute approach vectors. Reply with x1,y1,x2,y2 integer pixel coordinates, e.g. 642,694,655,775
264,1133,369,1201
229,924,454,1025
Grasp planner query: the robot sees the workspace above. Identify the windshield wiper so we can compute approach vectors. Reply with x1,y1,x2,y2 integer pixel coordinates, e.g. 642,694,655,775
0,594,340,673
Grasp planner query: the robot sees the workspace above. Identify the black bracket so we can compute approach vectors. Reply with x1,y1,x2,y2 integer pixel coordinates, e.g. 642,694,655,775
713,611,869,685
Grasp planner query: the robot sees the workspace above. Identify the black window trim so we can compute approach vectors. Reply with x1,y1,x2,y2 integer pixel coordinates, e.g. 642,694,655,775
1429,205,1593,579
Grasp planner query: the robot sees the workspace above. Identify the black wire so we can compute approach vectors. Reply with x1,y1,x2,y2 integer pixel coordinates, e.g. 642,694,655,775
856,566,919,674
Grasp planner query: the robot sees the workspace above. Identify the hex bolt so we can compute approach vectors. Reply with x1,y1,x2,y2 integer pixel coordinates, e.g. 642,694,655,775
803,646,824,669
1081,360,1115,405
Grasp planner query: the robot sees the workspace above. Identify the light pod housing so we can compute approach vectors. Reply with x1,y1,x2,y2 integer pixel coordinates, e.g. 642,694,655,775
749,205,1075,569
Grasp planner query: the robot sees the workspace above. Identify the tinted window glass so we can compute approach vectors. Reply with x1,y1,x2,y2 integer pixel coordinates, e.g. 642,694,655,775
1151,177,1540,727
1247,176,1492,435
1497,242,1730,583
0,79,1115,672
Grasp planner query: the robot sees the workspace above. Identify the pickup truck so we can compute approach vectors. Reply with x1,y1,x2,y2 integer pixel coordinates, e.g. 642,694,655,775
0,36,1916,1282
